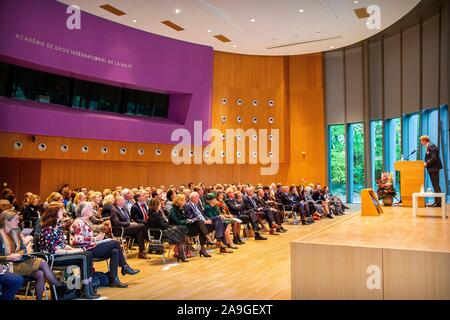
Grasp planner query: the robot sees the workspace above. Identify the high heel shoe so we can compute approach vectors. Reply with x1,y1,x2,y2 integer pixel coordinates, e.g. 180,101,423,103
220,247,233,253
199,248,211,257
176,245,189,262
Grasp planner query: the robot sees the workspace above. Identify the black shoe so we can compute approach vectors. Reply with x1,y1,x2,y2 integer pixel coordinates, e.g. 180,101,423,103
326,214,334,219
233,238,240,245
238,238,245,244
280,226,288,231
301,220,312,225
199,248,212,257
276,227,287,233
83,285,100,300
121,265,140,276
255,233,267,240
109,277,128,288
55,285,77,300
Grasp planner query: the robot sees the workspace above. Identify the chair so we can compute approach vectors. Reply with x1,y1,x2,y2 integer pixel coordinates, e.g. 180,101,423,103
111,227,135,255
147,228,168,264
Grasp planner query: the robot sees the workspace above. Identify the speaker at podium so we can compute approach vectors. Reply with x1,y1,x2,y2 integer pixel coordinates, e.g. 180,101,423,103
361,189,383,216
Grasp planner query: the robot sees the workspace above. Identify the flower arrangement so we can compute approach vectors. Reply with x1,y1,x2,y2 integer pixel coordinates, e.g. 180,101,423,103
376,172,397,200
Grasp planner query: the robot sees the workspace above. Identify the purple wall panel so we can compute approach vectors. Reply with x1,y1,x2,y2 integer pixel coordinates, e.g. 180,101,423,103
0,0,213,144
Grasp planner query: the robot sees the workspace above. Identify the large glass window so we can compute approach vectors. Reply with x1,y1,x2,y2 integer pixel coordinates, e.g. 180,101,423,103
328,124,346,199
370,120,383,189
384,118,402,197
402,112,421,160
440,105,449,200
348,123,365,203
2,62,170,119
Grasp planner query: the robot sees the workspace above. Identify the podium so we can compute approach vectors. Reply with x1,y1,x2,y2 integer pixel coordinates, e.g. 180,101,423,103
361,189,383,216
394,160,425,207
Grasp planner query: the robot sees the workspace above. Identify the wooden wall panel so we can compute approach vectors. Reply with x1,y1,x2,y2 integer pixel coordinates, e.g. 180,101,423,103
1,51,326,196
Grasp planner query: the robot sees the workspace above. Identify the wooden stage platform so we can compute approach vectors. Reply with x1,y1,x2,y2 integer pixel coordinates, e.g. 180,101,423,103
291,205,450,300
92,205,448,300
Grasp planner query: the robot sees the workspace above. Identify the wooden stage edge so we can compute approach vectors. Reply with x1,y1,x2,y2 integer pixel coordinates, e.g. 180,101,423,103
291,204,450,300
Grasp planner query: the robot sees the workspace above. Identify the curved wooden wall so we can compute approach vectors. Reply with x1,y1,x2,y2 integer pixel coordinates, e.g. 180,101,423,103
0,51,325,198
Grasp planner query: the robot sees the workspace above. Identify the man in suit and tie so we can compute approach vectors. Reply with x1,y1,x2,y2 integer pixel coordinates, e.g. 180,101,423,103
243,187,280,235
110,195,148,259
420,135,444,207
130,190,149,226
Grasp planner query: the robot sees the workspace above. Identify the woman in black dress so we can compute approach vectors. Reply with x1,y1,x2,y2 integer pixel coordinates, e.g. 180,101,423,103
148,198,190,262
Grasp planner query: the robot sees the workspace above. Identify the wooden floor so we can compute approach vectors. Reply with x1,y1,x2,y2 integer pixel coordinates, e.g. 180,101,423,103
95,206,361,300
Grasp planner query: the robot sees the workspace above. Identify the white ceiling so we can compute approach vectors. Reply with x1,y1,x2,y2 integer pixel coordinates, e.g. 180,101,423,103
57,0,421,56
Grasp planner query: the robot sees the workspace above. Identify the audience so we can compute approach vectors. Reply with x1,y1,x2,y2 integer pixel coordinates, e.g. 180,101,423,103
0,179,349,300
70,202,140,288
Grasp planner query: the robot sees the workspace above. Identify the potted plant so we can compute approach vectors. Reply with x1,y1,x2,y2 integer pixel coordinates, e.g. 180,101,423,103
376,172,397,206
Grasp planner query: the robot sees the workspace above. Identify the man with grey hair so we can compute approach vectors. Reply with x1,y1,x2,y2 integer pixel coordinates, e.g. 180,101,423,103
121,188,134,212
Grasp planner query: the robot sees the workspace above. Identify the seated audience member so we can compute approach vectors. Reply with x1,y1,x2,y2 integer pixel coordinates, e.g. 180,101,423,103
165,189,176,213
217,190,245,245
192,186,206,210
70,202,139,288
102,189,112,198
110,196,148,259
170,194,213,258
148,198,189,262
121,188,135,213
20,192,33,214
1,188,12,200
101,195,115,218
4,194,19,212
39,202,99,299
43,192,64,210
22,194,42,228
203,193,235,251
185,192,230,253
130,190,149,226
323,186,345,215
0,269,24,300
225,189,267,241
303,186,326,217
0,199,13,214
243,187,279,234
280,186,311,225
312,184,333,218
254,187,288,232
89,192,112,237
76,201,111,238
0,210,74,300
67,192,86,218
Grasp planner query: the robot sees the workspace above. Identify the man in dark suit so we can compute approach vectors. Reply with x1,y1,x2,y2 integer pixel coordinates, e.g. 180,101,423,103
110,196,148,259
254,188,287,233
224,189,267,241
243,187,280,234
279,186,311,225
130,190,149,226
420,135,443,207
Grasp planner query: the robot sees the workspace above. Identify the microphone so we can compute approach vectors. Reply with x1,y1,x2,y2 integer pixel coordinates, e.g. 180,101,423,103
404,149,417,160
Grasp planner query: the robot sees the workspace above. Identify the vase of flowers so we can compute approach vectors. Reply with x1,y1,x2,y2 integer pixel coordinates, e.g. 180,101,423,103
376,172,397,206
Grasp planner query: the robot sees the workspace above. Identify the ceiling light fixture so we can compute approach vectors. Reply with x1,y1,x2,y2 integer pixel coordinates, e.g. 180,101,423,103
330,45,334,49
250,18,255,22
175,8,181,14
132,19,137,23
316,30,322,33
207,29,212,33
299,9,304,13
233,45,237,48
353,0,359,4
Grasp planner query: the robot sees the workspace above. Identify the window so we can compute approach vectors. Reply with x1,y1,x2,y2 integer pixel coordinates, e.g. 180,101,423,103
348,123,365,203
440,105,449,200
384,118,402,197
370,120,383,189
328,124,346,199
2,62,170,119
402,112,421,161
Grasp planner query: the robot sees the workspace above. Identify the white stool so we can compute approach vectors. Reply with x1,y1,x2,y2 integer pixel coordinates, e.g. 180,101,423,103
412,192,447,219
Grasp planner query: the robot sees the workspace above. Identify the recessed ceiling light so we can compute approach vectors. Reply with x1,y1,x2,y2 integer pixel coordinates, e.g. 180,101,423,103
250,18,255,22
330,45,334,49
207,29,212,33
132,19,137,23
316,30,322,33
299,9,304,13
232,45,237,48
353,0,359,4
175,8,181,14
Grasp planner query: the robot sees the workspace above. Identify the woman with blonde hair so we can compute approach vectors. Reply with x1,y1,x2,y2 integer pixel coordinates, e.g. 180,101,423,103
100,194,114,218
67,192,86,218
0,210,74,300
22,194,41,228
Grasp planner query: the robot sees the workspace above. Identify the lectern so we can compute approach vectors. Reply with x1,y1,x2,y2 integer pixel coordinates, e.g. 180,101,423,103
394,160,425,207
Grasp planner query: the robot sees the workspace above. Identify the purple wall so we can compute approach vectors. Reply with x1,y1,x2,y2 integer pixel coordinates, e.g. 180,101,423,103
0,0,213,144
